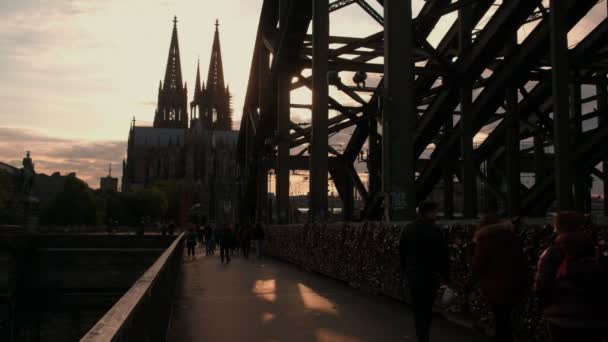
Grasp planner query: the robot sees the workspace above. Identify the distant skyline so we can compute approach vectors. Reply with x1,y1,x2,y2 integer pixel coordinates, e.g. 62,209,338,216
0,1,604,187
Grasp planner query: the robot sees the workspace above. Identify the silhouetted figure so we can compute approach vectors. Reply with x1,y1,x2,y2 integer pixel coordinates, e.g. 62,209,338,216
217,224,233,264
203,224,214,256
168,222,175,236
535,212,608,342
197,223,204,246
465,216,528,342
231,223,240,256
399,201,450,342
240,223,252,259
186,227,197,258
252,222,265,258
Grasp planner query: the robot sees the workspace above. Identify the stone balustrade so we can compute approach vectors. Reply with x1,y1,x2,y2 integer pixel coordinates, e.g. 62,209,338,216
80,233,184,342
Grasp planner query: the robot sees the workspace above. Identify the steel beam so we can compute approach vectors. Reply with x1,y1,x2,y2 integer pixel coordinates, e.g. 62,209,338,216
257,41,272,223
485,164,500,213
383,0,416,220
533,133,546,217
329,161,355,220
443,121,454,218
276,69,291,223
459,3,476,218
310,0,330,222
598,78,608,215
550,0,573,210
505,34,520,218
368,117,381,203
570,84,585,211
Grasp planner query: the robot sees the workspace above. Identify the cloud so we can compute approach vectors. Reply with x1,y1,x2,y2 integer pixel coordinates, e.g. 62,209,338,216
0,127,125,188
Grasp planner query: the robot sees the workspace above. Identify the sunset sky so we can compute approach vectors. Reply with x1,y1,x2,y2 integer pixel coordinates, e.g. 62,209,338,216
0,1,605,188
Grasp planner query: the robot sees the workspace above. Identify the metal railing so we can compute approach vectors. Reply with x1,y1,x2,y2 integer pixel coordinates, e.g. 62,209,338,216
80,233,184,342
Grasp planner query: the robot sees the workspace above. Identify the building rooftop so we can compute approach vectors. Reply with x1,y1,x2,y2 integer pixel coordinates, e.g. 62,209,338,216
0,161,18,174
131,126,186,147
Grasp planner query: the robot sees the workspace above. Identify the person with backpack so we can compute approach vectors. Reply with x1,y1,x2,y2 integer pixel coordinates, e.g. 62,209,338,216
465,215,529,342
534,211,608,342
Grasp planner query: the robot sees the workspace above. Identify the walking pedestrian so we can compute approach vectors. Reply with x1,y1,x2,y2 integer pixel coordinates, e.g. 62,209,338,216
203,223,212,255
168,221,175,236
241,223,252,259
399,201,450,342
186,227,197,259
197,222,204,247
252,222,265,258
465,216,528,342
534,211,608,342
218,224,233,264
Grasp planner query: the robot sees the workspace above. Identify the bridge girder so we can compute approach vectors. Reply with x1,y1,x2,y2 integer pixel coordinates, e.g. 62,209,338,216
238,0,608,223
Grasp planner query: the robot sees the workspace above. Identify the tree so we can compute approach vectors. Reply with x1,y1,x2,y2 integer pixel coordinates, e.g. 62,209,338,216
40,175,97,226
0,171,12,224
151,180,181,221
129,188,168,221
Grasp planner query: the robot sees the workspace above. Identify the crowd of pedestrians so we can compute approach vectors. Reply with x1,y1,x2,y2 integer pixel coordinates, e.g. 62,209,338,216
399,202,608,342
182,221,266,264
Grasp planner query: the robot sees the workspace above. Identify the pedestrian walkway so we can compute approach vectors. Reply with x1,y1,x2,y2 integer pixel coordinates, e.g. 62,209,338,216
167,253,490,342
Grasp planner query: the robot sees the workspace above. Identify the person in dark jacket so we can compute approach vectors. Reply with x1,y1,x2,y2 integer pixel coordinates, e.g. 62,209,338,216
217,224,234,264
534,211,608,342
399,201,450,342
185,227,197,259
253,222,265,258
203,224,214,256
240,223,252,259
465,217,528,342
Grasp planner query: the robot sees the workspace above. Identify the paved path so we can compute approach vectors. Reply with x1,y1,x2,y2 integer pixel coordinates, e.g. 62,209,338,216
167,252,490,342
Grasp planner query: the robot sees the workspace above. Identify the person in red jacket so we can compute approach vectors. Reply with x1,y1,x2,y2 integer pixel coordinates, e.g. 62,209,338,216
465,216,528,342
534,211,608,342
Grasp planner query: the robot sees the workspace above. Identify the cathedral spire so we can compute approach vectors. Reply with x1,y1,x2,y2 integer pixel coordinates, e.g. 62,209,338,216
164,16,183,91
194,59,202,97
154,16,189,129
192,19,232,131
206,19,226,94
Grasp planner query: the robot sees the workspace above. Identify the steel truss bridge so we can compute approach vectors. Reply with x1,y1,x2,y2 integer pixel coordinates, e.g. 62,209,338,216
237,0,608,223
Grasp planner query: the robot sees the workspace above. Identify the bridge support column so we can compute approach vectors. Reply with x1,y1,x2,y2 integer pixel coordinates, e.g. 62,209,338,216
460,4,477,218
505,41,520,218
383,0,416,221
366,117,382,211
257,164,268,223
443,121,454,219
277,70,291,224
258,33,273,224
310,0,329,222
550,0,573,211
486,164,499,214
533,133,546,217
570,84,586,212
598,79,608,216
